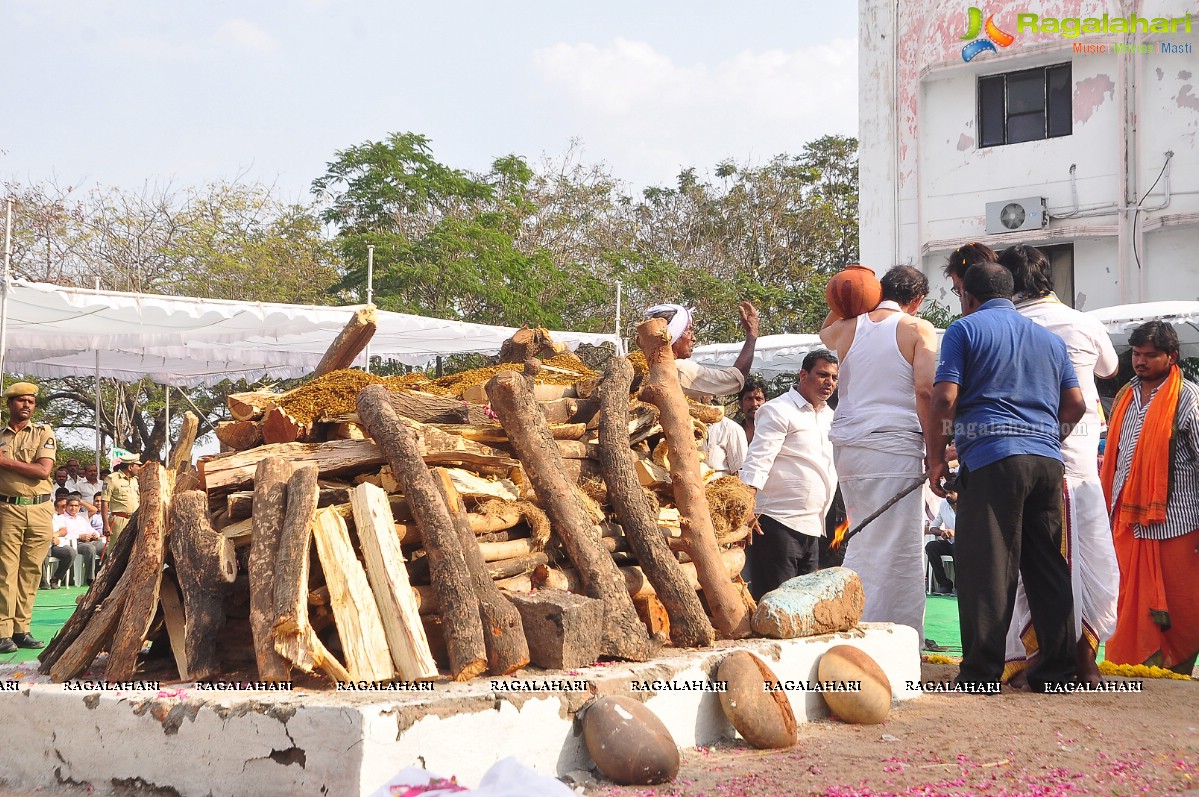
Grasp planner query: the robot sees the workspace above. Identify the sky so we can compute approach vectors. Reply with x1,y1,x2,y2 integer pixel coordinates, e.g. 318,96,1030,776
2,0,859,202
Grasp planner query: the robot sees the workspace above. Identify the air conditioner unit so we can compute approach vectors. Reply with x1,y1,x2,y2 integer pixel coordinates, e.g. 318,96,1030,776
985,197,1048,234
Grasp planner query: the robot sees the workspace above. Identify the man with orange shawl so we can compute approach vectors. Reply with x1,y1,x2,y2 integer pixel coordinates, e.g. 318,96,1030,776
1101,321,1199,675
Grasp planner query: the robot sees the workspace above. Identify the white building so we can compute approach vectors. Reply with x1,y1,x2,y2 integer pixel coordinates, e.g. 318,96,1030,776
859,0,1199,311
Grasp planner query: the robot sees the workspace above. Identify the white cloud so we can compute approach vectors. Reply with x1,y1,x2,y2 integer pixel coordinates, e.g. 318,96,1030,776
218,18,280,55
532,37,858,188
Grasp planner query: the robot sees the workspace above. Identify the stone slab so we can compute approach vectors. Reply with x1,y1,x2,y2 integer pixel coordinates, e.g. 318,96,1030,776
0,623,919,796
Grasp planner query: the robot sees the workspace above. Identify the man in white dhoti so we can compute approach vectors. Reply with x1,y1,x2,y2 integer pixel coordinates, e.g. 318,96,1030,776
644,302,759,401
996,245,1120,687
820,266,939,645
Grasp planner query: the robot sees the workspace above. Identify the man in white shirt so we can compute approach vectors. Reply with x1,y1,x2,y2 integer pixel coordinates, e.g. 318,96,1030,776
998,245,1120,687
702,414,748,478
925,492,958,594
76,462,104,507
739,350,839,600
645,302,759,401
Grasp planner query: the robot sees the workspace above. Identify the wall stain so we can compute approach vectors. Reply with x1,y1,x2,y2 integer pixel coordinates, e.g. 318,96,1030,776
1074,75,1115,124
1178,85,1199,112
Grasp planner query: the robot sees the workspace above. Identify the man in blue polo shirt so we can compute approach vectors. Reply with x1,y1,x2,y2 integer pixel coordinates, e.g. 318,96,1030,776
926,262,1086,692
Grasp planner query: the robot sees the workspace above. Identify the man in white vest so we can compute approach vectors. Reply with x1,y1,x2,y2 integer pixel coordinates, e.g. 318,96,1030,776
820,266,940,648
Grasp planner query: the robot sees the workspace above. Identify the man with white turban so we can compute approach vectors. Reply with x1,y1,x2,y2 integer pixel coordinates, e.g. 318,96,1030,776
643,301,760,400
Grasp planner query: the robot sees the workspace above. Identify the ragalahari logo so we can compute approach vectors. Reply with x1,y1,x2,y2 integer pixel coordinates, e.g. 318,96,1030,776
960,6,1015,61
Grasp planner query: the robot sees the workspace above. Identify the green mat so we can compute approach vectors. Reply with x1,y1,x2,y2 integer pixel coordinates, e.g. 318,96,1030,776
0,585,88,665
923,594,1106,661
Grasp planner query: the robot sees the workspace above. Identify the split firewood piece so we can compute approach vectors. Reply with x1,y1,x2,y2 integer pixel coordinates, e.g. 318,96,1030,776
169,412,200,472
214,420,264,452
486,369,653,662
39,509,140,671
49,564,137,681
389,389,486,425
248,457,293,681
350,482,438,681
170,490,237,682
261,406,317,445
486,552,548,581
227,390,280,422
637,317,752,640
432,423,588,444
327,420,368,440
311,507,395,681
106,463,176,680
200,439,385,493
598,357,715,648
158,573,190,681
433,468,529,676
357,384,486,681
313,304,377,378
274,466,350,682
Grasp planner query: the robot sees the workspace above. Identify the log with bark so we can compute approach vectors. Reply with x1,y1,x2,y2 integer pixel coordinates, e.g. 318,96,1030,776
248,457,294,681
106,463,176,680
201,439,385,493
313,304,377,377
486,369,653,662
598,357,715,648
170,412,200,472
170,490,238,681
637,317,753,640
273,465,351,682
535,547,747,600
433,468,529,676
357,384,486,681
215,420,264,452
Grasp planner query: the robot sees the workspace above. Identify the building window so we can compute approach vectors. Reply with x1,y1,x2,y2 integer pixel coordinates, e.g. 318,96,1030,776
978,64,1072,147
1042,243,1075,307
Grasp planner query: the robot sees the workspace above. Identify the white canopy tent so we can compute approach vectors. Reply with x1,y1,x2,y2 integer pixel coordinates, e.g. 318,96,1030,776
691,333,826,379
1086,301,1199,351
0,280,620,387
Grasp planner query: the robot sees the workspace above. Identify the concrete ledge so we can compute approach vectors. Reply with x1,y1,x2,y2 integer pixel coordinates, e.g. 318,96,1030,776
0,623,919,796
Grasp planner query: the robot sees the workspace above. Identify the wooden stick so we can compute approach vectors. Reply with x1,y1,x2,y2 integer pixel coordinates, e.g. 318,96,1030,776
107,463,176,680
486,369,653,661
598,356,714,647
169,412,200,471
49,565,136,681
357,384,486,681
536,548,746,600
273,466,350,682
637,317,752,639
312,507,395,681
158,574,190,681
434,468,529,676
350,482,439,680
248,457,293,681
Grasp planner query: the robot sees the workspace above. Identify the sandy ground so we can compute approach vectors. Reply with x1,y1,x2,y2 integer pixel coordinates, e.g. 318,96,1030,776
588,661,1199,797
1,662,1195,796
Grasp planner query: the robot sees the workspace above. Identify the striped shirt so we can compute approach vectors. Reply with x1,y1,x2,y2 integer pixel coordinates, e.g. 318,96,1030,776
1110,375,1199,539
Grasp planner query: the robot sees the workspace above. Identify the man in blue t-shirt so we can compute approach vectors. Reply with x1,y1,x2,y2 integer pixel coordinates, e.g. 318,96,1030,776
926,262,1086,692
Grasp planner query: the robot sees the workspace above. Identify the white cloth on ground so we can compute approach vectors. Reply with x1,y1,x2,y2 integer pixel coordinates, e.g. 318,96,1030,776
837,439,927,640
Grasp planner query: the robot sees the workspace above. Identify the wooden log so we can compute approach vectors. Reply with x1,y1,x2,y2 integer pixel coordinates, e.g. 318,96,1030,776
431,423,588,444
350,482,438,680
39,509,140,671
477,538,535,561
486,552,549,581
170,412,200,471
248,457,293,681
486,369,653,661
536,548,747,600
312,507,395,680
598,356,714,648
328,421,367,440
498,326,565,363
262,406,317,445
313,304,377,377
357,384,486,681
107,464,176,680
434,468,529,676
273,467,352,682
170,490,236,681
507,590,604,670
159,574,190,681
215,420,265,452
200,439,384,493
637,317,752,640
50,564,136,681
388,389,472,425
227,390,280,422
634,594,671,641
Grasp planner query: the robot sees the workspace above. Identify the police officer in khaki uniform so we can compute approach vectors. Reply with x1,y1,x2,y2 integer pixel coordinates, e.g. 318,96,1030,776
100,453,141,541
0,381,58,653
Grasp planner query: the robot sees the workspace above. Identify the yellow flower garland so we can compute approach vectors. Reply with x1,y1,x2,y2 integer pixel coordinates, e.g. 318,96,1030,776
1098,660,1192,680
921,654,960,665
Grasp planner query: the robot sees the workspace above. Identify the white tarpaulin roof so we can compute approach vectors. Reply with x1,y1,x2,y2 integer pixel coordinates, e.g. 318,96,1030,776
1087,301,1199,341
692,334,827,379
2,280,620,386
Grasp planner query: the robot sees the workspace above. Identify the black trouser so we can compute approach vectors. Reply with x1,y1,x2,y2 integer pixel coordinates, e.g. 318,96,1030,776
49,544,76,583
955,454,1076,690
925,538,955,590
747,514,820,600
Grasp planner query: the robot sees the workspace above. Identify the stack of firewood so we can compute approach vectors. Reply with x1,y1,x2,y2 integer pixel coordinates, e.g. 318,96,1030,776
38,319,756,685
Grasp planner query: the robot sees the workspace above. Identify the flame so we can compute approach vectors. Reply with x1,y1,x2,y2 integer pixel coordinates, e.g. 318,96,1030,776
830,518,850,550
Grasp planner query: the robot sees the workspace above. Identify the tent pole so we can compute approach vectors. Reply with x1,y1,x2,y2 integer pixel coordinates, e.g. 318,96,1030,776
614,279,623,355
0,198,14,381
94,279,102,473
164,386,171,465
365,244,374,373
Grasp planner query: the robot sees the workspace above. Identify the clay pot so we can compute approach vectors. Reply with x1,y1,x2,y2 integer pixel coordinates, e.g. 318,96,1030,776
817,645,892,724
717,651,798,749
582,696,679,785
825,265,882,318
